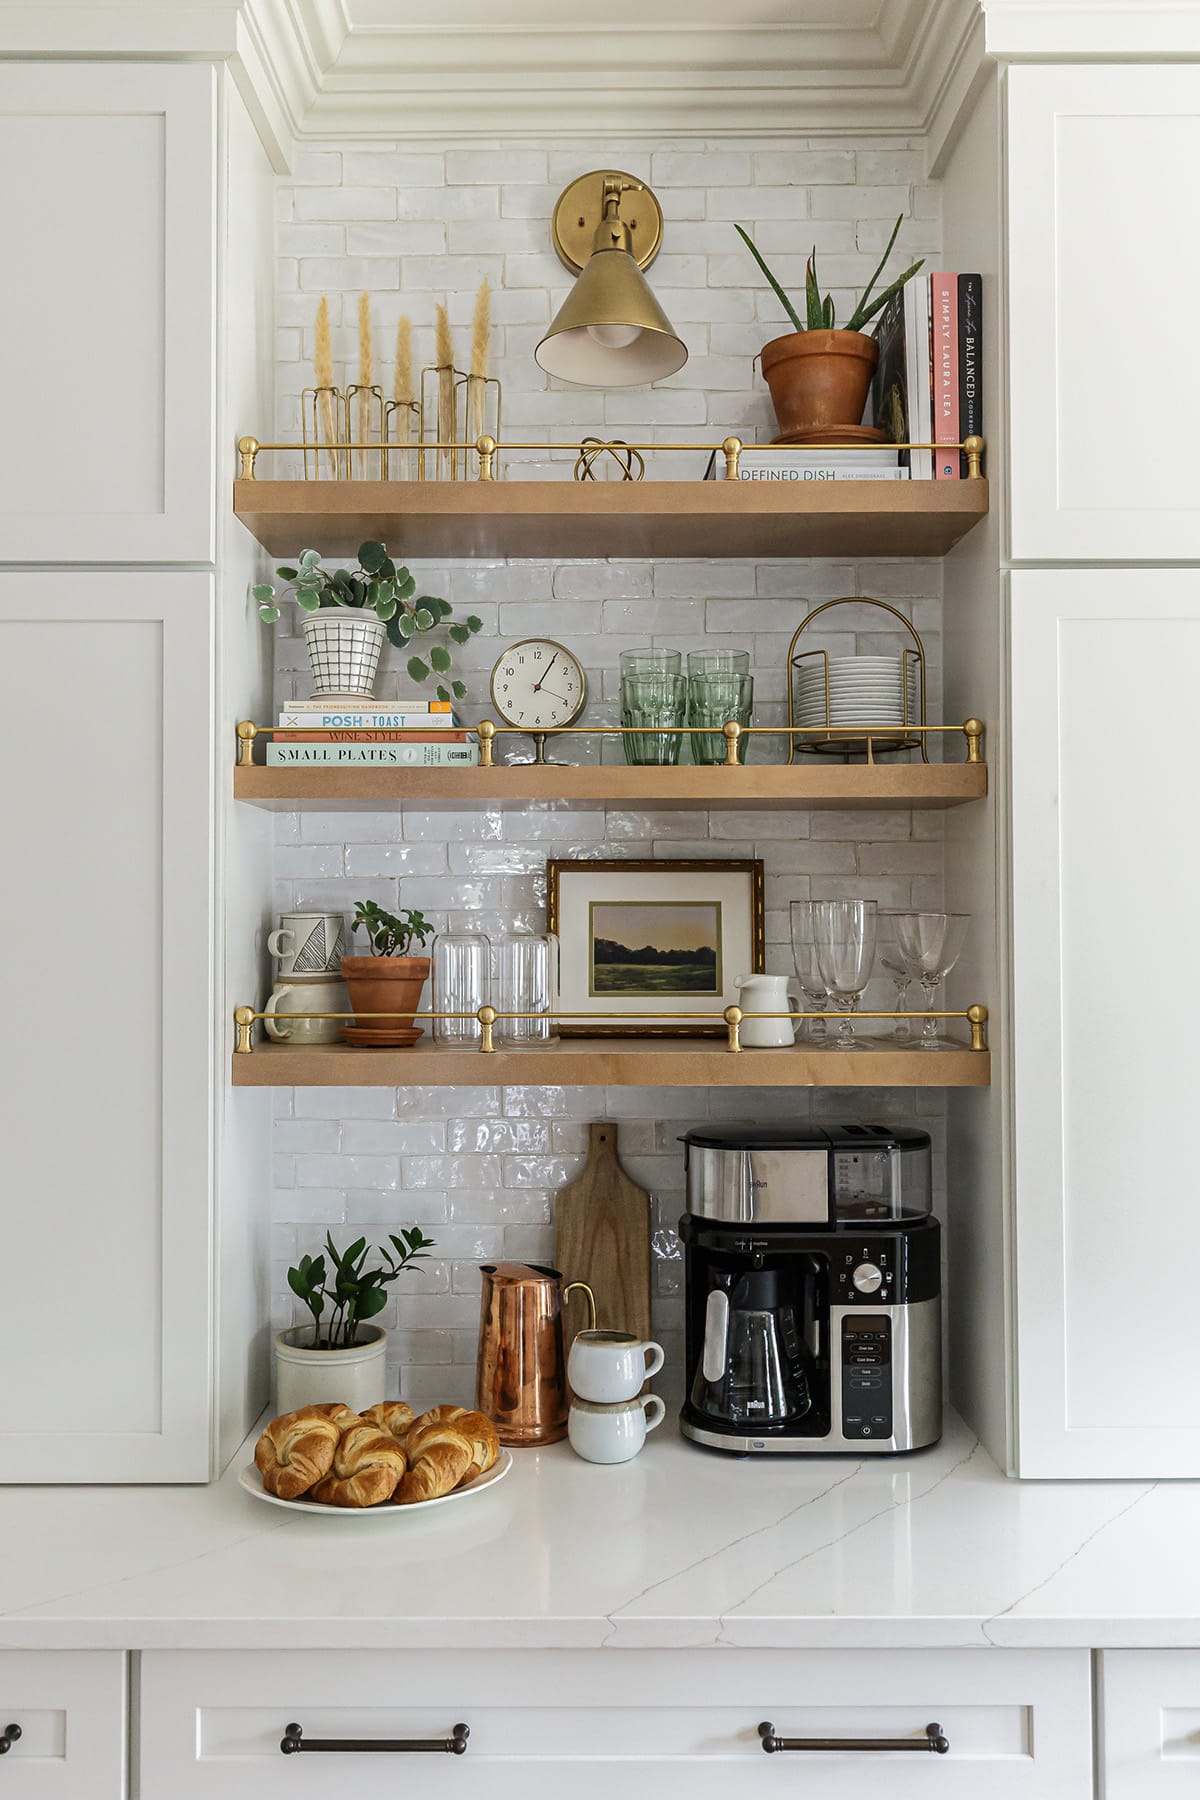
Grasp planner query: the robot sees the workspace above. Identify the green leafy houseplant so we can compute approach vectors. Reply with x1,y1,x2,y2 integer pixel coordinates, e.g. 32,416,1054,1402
288,1230,436,1350
351,900,434,958
253,539,482,703
734,215,925,337
734,216,926,441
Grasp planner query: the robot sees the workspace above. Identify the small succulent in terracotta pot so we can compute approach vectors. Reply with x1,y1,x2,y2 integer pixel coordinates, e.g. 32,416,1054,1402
736,217,924,442
340,900,434,1046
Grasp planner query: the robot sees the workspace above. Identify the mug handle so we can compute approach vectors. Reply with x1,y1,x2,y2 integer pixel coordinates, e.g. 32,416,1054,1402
641,1340,666,1380
641,1395,666,1433
263,986,294,1041
563,1281,597,1331
267,928,293,958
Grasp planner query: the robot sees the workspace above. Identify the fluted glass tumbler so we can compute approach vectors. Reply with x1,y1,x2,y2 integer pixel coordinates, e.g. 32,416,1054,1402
620,672,686,765
495,929,559,1044
432,929,491,1044
688,671,754,765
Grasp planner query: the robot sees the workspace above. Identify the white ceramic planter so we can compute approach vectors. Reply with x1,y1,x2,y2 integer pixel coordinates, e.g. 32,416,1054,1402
302,612,386,696
272,1324,388,1414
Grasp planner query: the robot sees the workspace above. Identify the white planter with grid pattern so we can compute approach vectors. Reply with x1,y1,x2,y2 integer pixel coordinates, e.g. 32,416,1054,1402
302,613,386,696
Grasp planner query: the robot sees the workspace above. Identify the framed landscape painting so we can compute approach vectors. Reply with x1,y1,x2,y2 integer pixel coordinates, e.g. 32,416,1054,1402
546,858,765,1036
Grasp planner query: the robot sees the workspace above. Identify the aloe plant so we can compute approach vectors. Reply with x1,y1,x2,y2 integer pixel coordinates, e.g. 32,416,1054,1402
735,216,924,336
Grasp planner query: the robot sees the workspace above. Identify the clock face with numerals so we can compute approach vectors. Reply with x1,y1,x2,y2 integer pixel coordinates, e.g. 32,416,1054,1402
489,638,588,731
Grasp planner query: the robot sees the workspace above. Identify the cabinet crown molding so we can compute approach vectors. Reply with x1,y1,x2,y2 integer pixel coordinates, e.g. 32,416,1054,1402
0,0,987,161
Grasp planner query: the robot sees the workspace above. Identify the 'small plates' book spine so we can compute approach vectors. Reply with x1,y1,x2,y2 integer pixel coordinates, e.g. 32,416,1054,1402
266,742,480,766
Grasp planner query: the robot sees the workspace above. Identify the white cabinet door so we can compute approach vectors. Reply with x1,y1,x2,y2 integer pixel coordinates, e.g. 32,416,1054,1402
1010,571,1200,1476
140,1646,1092,1798
1100,1651,1200,1798
0,64,215,562
0,572,213,1481
1008,67,1200,561
0,1651,125,1798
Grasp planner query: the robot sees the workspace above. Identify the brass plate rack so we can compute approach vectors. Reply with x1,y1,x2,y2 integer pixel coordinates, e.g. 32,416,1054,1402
233,1003,989,1057
787,596,932,765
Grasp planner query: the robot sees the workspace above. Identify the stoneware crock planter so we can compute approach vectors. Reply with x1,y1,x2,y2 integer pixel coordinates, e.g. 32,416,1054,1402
302,611,387,696
760,328,879,439
340,954,431,1046
273,1323,387,1414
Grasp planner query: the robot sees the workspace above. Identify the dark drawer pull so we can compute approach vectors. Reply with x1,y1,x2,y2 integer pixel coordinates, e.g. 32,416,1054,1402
281,1722,469,1756
0,1726,21,1755
759,1721,949,1756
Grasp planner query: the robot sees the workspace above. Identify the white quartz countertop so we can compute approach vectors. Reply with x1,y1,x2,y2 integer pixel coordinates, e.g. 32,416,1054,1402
1,1411,1197,1652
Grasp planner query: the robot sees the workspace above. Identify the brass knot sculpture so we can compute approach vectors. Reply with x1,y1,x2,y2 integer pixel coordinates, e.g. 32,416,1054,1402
573,437,645,482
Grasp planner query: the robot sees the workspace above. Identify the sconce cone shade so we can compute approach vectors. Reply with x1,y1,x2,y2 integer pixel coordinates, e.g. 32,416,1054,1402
535,245,689,387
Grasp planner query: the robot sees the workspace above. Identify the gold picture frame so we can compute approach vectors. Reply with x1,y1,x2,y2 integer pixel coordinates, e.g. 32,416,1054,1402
546,857,765,1037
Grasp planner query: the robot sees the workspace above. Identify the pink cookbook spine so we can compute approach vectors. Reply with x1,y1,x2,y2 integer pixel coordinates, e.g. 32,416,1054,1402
930,271,960,480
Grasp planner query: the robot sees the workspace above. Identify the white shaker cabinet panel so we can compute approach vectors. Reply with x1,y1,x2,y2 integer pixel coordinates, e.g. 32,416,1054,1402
0,573,213,1481
1010,571,1200,1476
1100,1652,1200,1798
0,64,215,562
1008,67,1200,561
140,1647,1092,1799
0,1651,125,1798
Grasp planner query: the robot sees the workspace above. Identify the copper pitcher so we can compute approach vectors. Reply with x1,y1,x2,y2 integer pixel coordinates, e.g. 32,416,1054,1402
476,1262,595,1447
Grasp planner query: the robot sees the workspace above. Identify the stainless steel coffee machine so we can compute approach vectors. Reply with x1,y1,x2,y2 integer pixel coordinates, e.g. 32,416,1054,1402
679,1124,941,1455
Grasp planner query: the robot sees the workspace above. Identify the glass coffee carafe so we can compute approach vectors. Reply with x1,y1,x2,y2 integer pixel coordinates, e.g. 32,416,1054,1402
690,1266,812,1426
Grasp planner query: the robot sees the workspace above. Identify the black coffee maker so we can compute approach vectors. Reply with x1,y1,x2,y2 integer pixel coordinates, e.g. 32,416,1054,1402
680,1123,942,1455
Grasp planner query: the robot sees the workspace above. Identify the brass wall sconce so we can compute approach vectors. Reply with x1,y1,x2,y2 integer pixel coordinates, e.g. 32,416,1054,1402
535,170,688,387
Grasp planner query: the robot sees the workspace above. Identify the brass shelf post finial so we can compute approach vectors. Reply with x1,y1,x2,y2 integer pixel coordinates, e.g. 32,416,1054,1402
236,720,258,767
722,719,743,767
722,435,743,480
963,435,985,480
963,719,985,764
477,1005,497,1054
967,1003,989,1052
477,719,496,767
234,1006,255,1054
724,1005,743,1053
238,436,260,480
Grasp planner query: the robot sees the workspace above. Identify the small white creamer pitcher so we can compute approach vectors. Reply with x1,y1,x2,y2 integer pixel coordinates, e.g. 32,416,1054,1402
734,973,798,1047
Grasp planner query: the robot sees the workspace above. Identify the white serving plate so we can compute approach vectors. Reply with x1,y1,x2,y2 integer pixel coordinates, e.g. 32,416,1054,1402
238,1449,513,1518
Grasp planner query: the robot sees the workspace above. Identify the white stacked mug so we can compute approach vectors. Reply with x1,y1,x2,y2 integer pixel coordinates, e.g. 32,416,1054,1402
567,1329,666,1464
264,912,349,1045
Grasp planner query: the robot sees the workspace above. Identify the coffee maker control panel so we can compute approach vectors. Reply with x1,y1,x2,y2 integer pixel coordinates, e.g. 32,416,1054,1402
841,1314,893,1439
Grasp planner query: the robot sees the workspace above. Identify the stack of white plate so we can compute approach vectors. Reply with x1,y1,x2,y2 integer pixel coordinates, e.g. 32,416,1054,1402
795,655,921,733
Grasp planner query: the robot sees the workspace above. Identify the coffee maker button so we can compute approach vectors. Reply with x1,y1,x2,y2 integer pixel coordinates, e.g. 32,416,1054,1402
852,1262,883,1294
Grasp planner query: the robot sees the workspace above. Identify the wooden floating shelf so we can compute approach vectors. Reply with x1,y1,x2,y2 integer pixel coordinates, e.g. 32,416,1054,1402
233,478,989,562
234,761,987,812
232,1039,990,1089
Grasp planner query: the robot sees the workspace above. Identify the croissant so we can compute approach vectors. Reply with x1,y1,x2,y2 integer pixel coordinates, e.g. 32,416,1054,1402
408,1405,498,1477
310,1423,407,1507
254,1406,341,1499
395,1421,474,1504
309,1402,363,1430
363,1400,415,1444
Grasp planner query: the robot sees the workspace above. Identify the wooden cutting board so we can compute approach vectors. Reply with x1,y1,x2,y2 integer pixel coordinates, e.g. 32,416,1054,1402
556,1121,652,1344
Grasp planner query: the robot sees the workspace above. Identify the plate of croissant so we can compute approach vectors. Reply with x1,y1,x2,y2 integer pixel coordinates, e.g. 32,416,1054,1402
242,1401,511,1515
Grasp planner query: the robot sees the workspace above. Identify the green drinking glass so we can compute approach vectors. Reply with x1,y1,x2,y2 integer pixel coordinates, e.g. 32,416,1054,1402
620,672,686,765
687,671,754,765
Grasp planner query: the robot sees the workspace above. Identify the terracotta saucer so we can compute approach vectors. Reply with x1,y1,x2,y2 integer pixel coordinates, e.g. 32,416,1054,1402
340,1024,424,1047
770,424,888,446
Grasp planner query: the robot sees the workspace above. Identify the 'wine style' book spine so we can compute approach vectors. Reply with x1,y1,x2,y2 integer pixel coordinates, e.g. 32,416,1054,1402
930,272,960,480
957,273,983,477
284,729,470,743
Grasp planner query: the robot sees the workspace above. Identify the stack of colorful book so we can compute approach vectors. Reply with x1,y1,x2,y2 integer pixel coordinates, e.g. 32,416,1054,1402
267,695,480,766
871,271,983,480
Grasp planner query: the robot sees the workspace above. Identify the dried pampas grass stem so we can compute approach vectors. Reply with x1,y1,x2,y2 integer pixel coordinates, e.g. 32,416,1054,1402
314,296,338,477
468,278,491,450
356,293,374,476
435,302,456,480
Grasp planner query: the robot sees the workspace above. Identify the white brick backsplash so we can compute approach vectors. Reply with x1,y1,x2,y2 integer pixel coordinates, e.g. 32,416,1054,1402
269,130,949,1380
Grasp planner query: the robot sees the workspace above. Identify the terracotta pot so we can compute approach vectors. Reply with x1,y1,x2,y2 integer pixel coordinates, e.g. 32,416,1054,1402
340,955,430,1045
760,329,879,437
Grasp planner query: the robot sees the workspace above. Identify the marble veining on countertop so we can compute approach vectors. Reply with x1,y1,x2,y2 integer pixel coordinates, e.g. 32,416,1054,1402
0,1411,1193,1651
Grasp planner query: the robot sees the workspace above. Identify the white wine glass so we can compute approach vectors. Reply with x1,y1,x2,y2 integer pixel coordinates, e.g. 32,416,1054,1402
788,900,829,1041
893,911,969,1048
878,910,914,1040
813,899,878,1048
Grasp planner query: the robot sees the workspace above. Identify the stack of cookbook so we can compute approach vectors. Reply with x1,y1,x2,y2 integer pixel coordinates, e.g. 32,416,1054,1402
267,694,480,766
